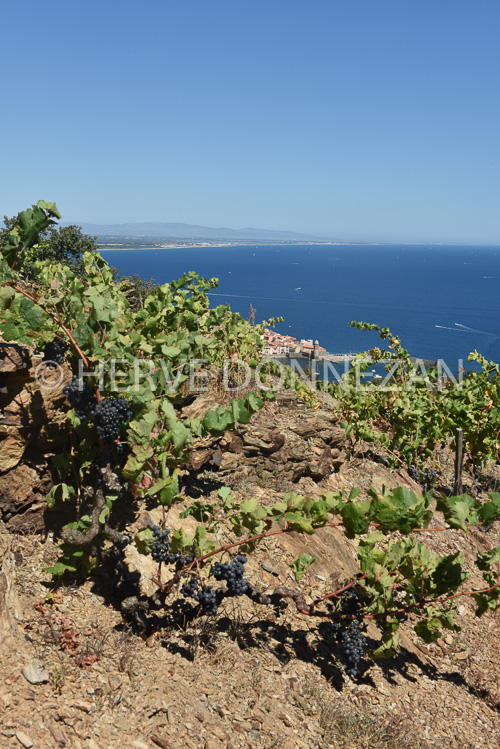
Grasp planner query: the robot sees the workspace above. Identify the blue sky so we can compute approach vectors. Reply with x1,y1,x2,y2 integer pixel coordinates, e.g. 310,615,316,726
1,0,499,243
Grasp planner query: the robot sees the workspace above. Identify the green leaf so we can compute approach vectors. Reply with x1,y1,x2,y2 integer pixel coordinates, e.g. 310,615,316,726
436,494,477,531
414,618,442,643
321,491,344,512
36,200,61,218
243,392,264,413
218,486,234,509
135,528,155,555
340,501,371,538
0,287,15,309
371,487,427,534
431,552,467,595
285,512,315,535
122,454,145,481
271,500,288,516
370,629,399,658
0,316,22,341
476,547,500,570
129,410,158,439
170,528,193,554
478,493,500,526
180,500,214,523
99,506,110,524
240,498,259,513
290,553,315,581
43,560,78,577
46,483,76,508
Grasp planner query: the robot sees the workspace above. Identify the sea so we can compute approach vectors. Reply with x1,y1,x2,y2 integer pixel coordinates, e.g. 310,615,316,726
100,244,500,373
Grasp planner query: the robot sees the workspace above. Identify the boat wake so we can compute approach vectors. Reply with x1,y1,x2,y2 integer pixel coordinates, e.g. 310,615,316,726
435,323,497,336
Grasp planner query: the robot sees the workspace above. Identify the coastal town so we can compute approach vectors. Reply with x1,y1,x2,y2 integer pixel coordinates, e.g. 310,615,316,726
260,328,326,358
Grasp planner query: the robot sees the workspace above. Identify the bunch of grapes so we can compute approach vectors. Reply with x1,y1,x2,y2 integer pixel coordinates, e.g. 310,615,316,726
333,577,364,619
407,464,420,482
93,397,133,443
114,441,129,466
424,467,439,487
151,526,172,563
150,526,194,566
219,364,246,390
90,458,104,487
181,575,199,598
181,576,218,616
63,377,97,420
212,555,248,596
340,620,367,678
43,338,69,367
328,577,369,678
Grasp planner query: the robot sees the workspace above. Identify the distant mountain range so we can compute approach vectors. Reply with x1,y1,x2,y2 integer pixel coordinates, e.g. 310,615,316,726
70,221,325,241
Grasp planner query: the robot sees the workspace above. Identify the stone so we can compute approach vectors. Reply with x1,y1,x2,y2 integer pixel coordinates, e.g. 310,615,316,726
48,725,67,745
181,393,221,419
0,464,38,515
15,732,33,748
0,548,23,644
0,343,31,373
261,563,281,576
0,434,26,472
108,674,122,691
72,699,92,712
7,505,46,534
22,661,49,684
308,446,333,479
124,543,160,597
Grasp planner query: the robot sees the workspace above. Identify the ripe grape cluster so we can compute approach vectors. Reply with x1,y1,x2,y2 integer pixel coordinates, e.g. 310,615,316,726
151,526,194,566
329,577,368,678
424,467,439,486
63,377,97,419
333,577,364,619
407,465,440,488
181,577,218,616
150,533,249,617
340,620,367,678
407,464,420,482
90,458,104,487
212,555,248,596
114,441,129,465
219,365,245,390
93,397,133,443
43,338,68,367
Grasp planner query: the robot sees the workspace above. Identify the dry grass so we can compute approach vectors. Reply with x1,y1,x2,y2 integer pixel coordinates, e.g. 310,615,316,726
303,678,432,749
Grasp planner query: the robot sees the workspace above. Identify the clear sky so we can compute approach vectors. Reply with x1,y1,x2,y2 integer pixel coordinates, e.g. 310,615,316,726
1,0,499,243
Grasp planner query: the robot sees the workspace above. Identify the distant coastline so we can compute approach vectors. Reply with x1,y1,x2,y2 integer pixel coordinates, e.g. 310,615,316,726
99,241,387,251
98,242,238,251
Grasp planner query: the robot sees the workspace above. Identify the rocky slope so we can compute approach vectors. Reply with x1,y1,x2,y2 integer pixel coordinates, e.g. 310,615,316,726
0,342,499,749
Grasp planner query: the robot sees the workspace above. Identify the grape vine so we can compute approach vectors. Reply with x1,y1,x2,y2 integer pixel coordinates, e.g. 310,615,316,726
1,201,499,680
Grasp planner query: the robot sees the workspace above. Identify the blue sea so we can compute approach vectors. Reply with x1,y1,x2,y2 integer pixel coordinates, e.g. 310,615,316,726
100,244,500,370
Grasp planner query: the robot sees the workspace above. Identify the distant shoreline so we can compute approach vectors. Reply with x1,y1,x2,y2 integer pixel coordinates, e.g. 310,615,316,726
99,241,388,251
99,242,237,251
98,240,500,252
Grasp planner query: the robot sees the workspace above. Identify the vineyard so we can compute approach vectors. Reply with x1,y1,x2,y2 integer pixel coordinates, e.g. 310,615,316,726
1,202,499,749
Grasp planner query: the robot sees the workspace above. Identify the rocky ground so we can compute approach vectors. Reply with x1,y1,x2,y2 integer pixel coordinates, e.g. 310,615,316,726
1,344,499,749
